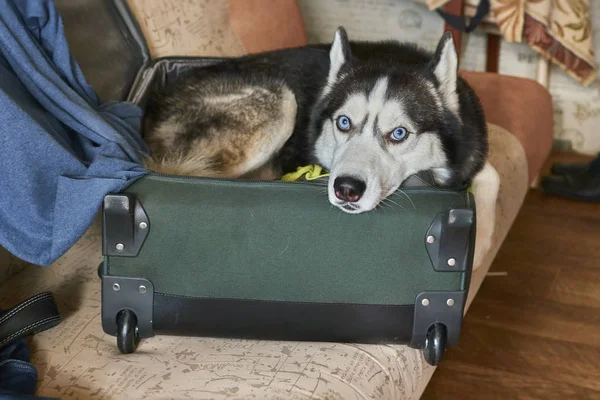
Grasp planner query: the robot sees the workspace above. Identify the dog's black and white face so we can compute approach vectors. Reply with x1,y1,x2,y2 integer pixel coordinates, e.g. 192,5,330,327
313,29,461,214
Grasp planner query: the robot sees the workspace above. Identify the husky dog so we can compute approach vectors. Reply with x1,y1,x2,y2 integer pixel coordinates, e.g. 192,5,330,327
142,28,500,269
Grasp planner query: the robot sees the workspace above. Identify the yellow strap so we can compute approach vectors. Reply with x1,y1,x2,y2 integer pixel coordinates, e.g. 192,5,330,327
281,165,330,182
282,167,473,196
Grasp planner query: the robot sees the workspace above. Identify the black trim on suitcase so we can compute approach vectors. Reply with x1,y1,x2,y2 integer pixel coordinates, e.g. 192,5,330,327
152,294,416,344
425,209,474,272
101,275,155,339
99,279,468,365
102,194,150,257
410,291,466,348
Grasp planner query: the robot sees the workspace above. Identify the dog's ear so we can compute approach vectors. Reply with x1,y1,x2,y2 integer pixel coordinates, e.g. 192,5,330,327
429,31,459,114
327,27,352,87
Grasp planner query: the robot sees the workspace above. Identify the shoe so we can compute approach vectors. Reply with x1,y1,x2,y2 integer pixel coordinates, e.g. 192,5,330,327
541,168,600,202
550,153,600,175
550,162,590,175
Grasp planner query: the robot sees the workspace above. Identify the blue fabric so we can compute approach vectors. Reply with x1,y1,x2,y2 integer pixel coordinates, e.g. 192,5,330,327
0,0,150,266
0,309,55,400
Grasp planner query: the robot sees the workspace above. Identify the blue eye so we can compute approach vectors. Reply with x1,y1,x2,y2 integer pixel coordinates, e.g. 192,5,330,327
390,127,408,142
336,115,351,131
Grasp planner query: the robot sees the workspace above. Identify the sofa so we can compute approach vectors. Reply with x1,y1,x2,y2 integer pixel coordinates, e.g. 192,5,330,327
0,1,554,398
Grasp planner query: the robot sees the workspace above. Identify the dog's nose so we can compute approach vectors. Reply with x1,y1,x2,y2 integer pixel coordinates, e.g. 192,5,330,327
334,176,366,202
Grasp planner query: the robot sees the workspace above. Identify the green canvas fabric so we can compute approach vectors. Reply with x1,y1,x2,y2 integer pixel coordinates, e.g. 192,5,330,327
107,174,473,305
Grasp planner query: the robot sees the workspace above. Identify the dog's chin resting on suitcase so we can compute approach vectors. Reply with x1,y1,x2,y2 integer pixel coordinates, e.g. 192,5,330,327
141,27,500,270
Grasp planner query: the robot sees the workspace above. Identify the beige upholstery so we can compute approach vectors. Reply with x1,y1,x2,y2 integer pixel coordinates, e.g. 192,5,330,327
0,123,528,399
125,0,307,59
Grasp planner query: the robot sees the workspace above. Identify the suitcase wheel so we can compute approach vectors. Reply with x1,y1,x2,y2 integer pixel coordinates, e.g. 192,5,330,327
116,309,140,354
423,323,447,366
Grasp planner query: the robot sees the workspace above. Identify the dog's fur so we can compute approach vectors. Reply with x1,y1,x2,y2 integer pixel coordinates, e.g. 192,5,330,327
142,28,500,269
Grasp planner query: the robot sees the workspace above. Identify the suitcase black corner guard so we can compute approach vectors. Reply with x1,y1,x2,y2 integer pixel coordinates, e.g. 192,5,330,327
101,275,154,339
102,194,150,257
425,209,474,272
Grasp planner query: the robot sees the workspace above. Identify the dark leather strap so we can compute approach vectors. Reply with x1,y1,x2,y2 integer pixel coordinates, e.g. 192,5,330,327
437,0,490,33
0,292,61,348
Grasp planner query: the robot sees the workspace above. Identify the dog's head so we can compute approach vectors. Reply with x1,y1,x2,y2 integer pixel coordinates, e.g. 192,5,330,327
313,28,460,214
